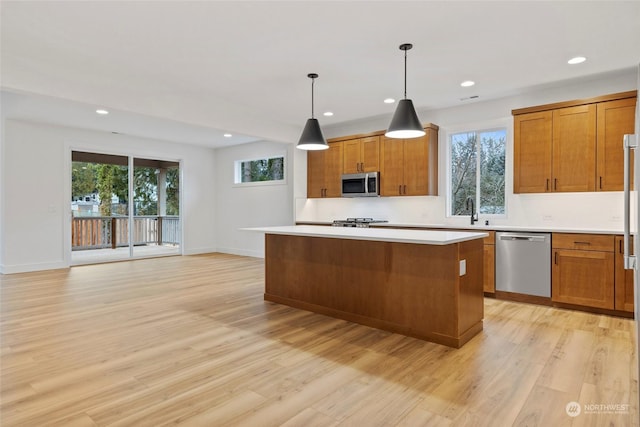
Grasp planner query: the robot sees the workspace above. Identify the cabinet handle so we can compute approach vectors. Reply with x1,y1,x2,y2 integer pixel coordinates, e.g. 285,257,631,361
599,176,603,190
620,239,623,254
574,241,591,246
554,251,558,265
403,185,407,195
546,179,549,191
357,163,361,172
398,185,402,195
554,178,557,190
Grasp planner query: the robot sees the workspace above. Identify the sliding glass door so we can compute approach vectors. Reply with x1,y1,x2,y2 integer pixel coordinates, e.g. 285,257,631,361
70,151,180,264
132,158,180,258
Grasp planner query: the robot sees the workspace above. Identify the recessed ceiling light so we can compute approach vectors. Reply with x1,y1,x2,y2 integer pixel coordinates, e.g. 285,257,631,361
568,56,586,65
323,111,334,117
383,98,395,104
460,80,475,87
223,133,232,138
96,109,109,115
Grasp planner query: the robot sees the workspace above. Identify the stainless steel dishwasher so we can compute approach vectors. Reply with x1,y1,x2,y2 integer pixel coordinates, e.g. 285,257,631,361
496,232,551,297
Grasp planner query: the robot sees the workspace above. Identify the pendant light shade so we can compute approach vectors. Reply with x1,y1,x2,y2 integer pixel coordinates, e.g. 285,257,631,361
297,73,328,150
385,43,425,139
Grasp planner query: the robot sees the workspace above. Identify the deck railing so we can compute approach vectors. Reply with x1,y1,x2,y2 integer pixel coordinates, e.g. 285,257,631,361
71,216,180,250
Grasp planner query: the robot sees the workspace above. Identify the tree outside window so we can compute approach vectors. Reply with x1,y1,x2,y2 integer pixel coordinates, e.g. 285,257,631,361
450,129,506,216
235,156,285,184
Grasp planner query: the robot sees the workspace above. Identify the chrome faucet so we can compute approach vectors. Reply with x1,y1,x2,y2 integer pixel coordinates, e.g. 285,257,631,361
465,196,478,225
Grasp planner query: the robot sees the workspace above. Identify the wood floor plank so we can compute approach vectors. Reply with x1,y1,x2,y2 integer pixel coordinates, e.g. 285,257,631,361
1,253,637,426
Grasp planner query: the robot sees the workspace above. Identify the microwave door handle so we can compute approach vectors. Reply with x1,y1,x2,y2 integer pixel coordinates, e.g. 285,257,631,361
363,173,368,194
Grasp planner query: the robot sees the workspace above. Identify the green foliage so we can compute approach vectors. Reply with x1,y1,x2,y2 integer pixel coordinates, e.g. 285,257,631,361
240,157,284,182
450,130,505,216
72,161,179,217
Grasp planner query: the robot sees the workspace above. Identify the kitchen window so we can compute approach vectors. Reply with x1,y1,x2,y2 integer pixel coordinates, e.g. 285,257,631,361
449,128,506,216
234,154,285,185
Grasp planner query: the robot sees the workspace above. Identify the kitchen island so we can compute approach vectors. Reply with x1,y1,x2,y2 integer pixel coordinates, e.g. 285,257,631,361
246,225,488,348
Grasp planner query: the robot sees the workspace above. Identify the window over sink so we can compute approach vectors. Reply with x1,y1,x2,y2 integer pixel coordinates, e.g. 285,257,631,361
448,127,506,217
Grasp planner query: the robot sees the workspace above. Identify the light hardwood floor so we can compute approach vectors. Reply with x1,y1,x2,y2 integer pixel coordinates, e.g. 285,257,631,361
1,254,638,426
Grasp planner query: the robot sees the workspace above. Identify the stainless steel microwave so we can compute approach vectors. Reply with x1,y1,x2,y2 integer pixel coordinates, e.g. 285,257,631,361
341,172,380,197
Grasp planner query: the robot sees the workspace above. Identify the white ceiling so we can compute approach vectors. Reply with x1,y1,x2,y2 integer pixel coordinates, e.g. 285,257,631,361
1,1,639,148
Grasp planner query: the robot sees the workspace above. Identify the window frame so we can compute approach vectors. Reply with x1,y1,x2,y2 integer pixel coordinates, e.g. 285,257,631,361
446,120,508,219
233,152,287,187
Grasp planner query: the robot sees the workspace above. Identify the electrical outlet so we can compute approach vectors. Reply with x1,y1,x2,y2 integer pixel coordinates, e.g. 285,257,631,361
611,215,621,222
543,215,553,222
459,259,466,276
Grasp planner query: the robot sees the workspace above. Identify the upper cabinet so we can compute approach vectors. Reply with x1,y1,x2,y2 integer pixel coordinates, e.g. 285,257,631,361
380,125,439,196
310,124,438,198
307,142,343,198
343,136,380,174
513,111,553,193
513,91,637,194
552,105,596,192
597,98,637,191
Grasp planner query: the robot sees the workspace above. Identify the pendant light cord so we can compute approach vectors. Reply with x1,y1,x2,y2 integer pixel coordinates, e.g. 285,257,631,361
311,77,315,118
404,48,407,100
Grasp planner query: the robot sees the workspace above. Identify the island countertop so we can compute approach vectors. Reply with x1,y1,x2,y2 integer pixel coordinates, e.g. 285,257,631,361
243,225,488,245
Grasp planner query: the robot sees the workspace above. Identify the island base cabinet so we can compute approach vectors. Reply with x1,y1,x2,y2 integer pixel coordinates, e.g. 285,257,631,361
264,234,484,348
614,236,635,312
552,249,614,309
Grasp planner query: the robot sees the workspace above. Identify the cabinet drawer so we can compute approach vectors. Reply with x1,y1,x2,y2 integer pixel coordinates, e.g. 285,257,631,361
552,233,614,252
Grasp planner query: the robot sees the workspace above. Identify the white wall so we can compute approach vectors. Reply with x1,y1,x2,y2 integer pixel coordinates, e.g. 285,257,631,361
214,140,295,257
295,68,638,231
0,119,217,273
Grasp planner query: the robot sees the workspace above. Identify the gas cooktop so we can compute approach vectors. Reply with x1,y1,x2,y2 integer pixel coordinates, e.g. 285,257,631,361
331,218,389,228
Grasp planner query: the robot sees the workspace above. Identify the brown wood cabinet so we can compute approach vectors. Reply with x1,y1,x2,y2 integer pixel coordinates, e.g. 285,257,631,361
552,105,596,192
380,126,438,196
483,231,496,293
307,142,343,198
614,235,635,312
513,111,553,193
513,91,636,194
597,98,637,191
343,136,379,174
552,233,615,309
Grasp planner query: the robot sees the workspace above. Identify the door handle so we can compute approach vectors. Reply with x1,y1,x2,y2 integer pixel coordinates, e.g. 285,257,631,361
398,185,402,195
403,185,407,194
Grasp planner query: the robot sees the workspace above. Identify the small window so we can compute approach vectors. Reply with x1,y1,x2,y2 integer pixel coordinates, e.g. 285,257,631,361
234,155,285,185
449,128,506,216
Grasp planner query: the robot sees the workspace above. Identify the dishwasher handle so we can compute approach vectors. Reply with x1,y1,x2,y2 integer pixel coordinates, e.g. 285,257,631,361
498,233,547,242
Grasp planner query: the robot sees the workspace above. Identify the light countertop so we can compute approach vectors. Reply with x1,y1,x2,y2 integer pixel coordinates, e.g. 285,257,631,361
242,225,488,245
294,221,626,235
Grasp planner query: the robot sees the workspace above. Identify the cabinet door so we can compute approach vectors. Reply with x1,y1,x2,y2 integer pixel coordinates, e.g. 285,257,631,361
597,98,637,191
552,105,596,192
403,136,429,196
307,150,326,198
552,249,614,309
324,142,344,197
614,236,635,312
343,139,362,174
514,111,552,193
483,244,495,293
361,136,380,172
380,137,405,196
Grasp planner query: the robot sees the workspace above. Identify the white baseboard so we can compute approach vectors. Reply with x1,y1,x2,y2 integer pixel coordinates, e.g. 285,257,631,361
182,247,218,256
215,247,264,259
1,260,69,274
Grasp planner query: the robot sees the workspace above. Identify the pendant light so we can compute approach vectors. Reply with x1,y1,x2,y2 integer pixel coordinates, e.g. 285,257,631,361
385,43,425,139
297,73,328,150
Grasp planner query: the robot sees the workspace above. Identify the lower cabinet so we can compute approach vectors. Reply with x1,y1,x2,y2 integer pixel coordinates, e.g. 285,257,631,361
551,233,615,310
483,232,495,293
614,235,635,312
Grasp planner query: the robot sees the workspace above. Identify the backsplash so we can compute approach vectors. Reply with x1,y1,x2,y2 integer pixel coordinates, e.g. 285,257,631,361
295,191,631,232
